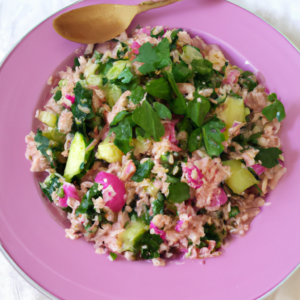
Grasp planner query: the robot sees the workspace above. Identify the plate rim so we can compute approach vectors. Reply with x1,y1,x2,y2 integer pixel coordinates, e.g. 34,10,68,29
0,1,299,299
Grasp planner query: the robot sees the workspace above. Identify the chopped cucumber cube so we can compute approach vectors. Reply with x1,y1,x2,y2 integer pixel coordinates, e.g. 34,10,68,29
181,45,203,64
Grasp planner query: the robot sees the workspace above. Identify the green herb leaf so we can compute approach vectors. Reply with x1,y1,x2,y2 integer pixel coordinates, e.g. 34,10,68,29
152,193,165,216
255,147,282,168
132,100,165,141
150,27,164,38
187,95,211,127
73,57,80,71
111,117,134,154
131,159,154,182
76,183,101,216
262,98,286,122
145,77,172,101
141,208,153,225
268,93,277,102
138,232,164,259
53,90,62,101
172,61,192,83
117,67,133,83
176,116,193,134
109,252,117,261
72,82,94,133
188,128,203,153
129,86,146,104
167,182,190,204
135,38,171,74
153,102,172,120
34,129,52,163
170,29,183,51
110,111,130,126
191,59,213,76
229,206,240,218
39,174,62,202
117,42,129,59
202,116,225,157
200,223,221,249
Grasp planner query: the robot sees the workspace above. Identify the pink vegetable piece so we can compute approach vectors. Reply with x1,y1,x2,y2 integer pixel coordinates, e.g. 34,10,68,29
58,183,80,207
95,171,126,212
251,164,266,176
210,188,228,208
220,127,226,133
150,222,166,241
222,69,240,86
163,121,178,144
65,94,75,103
175,220,184,232
278,160,285,168
232,121,241,128
183,164,204,189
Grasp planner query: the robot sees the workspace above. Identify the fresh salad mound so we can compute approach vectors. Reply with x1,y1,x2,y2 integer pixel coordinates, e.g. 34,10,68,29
25,26,287,266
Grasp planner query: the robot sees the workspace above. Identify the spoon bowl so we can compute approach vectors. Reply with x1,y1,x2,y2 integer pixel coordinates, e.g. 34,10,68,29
53,0,181,44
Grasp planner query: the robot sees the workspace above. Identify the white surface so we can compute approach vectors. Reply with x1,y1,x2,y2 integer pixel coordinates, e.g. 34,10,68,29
0,0,299,299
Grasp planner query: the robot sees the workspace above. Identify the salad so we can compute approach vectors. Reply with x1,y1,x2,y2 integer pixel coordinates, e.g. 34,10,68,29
25,25,286,266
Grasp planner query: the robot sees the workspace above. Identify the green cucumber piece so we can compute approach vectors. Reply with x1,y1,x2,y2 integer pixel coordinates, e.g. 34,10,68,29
181,45,203,64
63,132,86,182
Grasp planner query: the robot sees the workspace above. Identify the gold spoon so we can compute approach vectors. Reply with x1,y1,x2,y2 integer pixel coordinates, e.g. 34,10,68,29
53,0,182,44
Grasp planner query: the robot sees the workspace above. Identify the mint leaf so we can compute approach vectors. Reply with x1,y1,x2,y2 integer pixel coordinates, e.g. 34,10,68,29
53,90,62,101
110,111,130,126
153,102,172,120
255,147,282,168
129,86,146,104
131,159,154,182
132,100,165,141
202,116,225,157
117,67,133,83
188,128,203,153
167,182,190,204
111,117,134,154
145,77,172,101
187,95,211,127
172,61,192,83
262,98,286,122
229,206,240,218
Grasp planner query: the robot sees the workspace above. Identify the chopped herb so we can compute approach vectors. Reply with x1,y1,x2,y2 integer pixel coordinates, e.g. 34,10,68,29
152,193,165,216
188,128,203,153
187,95,211,127
39,174,62,202
76,183,101,216
167,182,190,204
262,94,286,122
109,252,117,261
255,147,282,168
153,102,172,120
53,90,62,101
150,27,164,38
110,111,130,126
145,77,172,101
117,67,133,83
73,57,80,71
138,232,164,259
229,206,240,218
170,29,183,51
172,61,192,83
131,159,154,182
129,86,146,104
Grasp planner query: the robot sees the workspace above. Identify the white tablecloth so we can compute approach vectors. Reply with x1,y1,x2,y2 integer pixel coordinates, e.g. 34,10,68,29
0,0,299,299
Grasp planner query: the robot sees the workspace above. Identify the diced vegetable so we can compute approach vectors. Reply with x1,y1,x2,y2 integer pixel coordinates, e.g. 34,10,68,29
84,61,98,78
222,160,258,194
42,128,66,146
86,74,103,87
64,132,86,182
181,45,203,64
37,111,57,128
106,60,131,81
106,84,122,107
95,135,123,163
120,220,149,252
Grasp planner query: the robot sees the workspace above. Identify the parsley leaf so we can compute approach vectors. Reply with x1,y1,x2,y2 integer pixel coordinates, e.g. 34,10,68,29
138,232,164,259
167,182,190,204
152,193,165,216
76,183,101,216
141,208,153,225
229,206,240,218
72,57,80,71
131,159,154,182
268,93,277,102
132,100,165,141
200,223,221,249
170,29,183,51
255,147,282,168
39,174,62,202
153,102,172,120
188,128,203,153
53,90,62,101
134,38,171,74
111,117,134,154
187,95,211,127
110,111,130,127
117,42,129,59
129,86,146,104
145,77,172,101
172,61,192,83
150,27,164,38
34,129,52,163
117,67,133,83
202,116,225,157
262,95,286,122
72,82,94,133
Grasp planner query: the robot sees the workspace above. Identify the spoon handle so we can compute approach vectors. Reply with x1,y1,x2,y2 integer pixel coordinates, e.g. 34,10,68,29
137,0,182,13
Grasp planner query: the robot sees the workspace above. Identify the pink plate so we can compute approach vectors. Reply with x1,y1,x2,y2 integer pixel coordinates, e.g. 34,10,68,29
1,0,300,299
